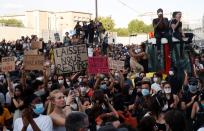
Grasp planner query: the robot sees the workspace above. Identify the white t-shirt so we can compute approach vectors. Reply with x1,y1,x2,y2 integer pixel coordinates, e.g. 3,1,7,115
14,115,53,131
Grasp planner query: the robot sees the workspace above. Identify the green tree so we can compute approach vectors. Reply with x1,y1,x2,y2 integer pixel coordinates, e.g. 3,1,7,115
128,19,153,34
98,16,115,31
0,19,23,27
113,28,129,36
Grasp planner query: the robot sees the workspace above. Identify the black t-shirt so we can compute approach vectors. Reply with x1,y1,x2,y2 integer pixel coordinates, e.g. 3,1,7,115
153,18,169,34
182,91,200,118
170,19,182,33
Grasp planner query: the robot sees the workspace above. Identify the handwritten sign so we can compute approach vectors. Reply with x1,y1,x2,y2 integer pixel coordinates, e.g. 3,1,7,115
24,49,38,55
31,41,42,49
54,44,87,74
88,57,109,74
1,56,15,72
108,58,124,70
24,55,44,70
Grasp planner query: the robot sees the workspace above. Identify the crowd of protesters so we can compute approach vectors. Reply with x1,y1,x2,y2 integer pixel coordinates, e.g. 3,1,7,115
0,11,203,131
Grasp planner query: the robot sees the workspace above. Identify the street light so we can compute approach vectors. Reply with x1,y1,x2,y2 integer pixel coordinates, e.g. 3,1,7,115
95,0,98,20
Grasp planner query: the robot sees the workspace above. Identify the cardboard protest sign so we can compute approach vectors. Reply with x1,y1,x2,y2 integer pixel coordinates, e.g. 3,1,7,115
88,57,109,74
108,58,124,70
1,56,15,72
24,55,44,70
31,41,42,49
54,44,87,74
24,50,38,55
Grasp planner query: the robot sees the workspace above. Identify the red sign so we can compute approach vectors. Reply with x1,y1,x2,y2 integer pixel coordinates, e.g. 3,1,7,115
88,57,109,74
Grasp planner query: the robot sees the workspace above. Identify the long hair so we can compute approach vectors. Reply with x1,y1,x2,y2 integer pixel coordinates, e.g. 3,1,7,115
47,89,62,115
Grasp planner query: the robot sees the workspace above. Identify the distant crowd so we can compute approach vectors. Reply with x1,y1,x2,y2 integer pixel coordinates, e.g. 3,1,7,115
0,10,203,131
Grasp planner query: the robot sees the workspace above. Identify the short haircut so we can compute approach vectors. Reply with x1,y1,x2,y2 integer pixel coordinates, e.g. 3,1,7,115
65,112,88,131
157,8,163,13
32,80,43,90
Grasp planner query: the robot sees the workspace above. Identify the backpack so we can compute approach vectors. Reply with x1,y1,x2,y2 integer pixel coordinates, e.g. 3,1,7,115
194,102,204,130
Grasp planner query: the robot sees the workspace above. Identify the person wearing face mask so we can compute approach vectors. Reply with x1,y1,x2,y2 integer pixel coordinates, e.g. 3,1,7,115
166,68,181,94
132,81,153,122
32,80,49,108
162,83,179,112
181,77,200,131
65,77,71,88
58,76,64,85
191,91,204,131
14,94,53,131
152,72,162,84
32,80,46,97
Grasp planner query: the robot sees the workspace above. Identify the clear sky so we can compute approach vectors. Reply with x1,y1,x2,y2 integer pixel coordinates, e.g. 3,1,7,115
0,0,203,27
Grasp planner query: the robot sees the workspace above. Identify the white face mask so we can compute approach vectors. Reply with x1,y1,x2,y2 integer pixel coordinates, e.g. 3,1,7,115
70,103,78,111
35,89,45,96
48,83,52,89
23,43,27,48
164,88,171,94
13,83,19,89
114,73,119,77
169,71,174,76
66,81,71,86
153,77,158,83
58,80,64,85
135,48,141,53
36,76,44,81
162,103,168,111
80,86,87,96
78,78,82,83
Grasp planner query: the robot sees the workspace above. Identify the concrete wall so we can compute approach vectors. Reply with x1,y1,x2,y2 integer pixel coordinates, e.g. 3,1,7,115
117,34,148,45
0,26,35,41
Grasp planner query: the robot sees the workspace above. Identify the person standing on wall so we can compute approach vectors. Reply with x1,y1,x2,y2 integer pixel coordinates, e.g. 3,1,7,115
170,11,194,59
152,8,171,59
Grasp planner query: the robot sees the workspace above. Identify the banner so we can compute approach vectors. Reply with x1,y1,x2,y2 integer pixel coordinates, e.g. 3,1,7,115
1,56,15,72
108,58,124,70
31,41,42,49
24,55,44,70
54,44,87,74
88,57,109,74
24,49,38,55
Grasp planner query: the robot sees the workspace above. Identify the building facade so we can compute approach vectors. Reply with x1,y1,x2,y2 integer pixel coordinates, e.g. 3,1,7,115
1,10,92,41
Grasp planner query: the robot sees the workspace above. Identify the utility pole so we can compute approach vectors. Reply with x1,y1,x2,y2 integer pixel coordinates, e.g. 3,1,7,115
95,0,98,21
